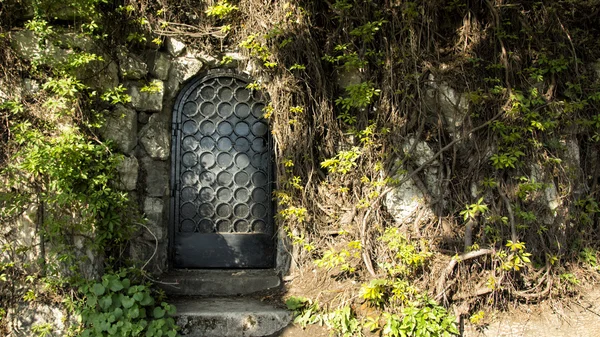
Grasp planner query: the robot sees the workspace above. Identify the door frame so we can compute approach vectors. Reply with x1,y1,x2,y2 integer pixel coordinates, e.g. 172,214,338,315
168,68,277,269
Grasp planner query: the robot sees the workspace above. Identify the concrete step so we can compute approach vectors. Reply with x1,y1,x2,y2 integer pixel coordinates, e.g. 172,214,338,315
173,297,292,337
156,269,281,296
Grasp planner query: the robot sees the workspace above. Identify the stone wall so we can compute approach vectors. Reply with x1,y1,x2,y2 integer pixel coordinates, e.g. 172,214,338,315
7,26,293,276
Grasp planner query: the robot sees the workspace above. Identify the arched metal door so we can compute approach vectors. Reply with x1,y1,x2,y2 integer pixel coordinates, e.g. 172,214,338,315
170,70,274,268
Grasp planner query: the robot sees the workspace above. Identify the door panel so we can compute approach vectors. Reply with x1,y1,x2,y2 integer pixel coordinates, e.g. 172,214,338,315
170,70,274,268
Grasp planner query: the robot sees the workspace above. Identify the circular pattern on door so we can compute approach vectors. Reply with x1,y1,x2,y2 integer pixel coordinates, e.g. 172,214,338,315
175,71,273,235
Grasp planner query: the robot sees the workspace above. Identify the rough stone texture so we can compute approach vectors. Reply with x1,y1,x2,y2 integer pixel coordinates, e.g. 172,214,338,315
530,164,560,224
8,303,68,337
3,204,40,273
146,51,171,80
118,48,148,80
10,30,42,60
174,298,292,337
221,52,245,68
56,32,95,51
385,176,433,225
22,78,40,96
166,37,186,57
72,235,102,279
129,238,167,274
142,157,169,197
139,114,170,160
166,53,204,98
138,112,151,124
402,137,440,195
99,104,137,154
157,270,281,296
336,69,363,89
276,228,292,276
143,197,165,241
425,74,469,138
384,137,439,225
197,52,219,67
129,79,164,112
79,59,120,91
10,30,68,65
116,156,139,191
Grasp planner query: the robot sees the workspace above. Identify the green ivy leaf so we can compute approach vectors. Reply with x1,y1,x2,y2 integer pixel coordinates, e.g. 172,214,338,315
122,278,131,289
153,307,165,319
113,307,123,319
120,294,135,308
92,283,105,296
109,278,124,292
133,292,144,302
127,305,140,319
140,293,154,306
86,295,98,307
99,295,112,310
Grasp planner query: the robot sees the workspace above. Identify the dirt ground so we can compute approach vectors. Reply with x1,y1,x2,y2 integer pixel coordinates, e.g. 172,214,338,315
463,287,600,337
275,277,600,337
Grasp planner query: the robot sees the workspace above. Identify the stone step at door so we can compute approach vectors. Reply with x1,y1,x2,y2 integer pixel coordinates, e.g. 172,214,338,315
173,297,292,337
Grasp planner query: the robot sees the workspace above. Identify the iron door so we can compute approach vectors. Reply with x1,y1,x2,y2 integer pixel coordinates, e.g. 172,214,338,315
170,70,274,268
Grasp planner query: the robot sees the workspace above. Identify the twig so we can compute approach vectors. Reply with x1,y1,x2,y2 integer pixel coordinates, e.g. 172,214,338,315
361,208,377,278
498,184,517,243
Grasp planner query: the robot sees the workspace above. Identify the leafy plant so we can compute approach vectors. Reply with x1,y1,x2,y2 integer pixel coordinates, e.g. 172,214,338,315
320,147,362,174
286,296,321,328
460,197,489,221
205,0,238,20
381,298,458,337
315,241,361,273
379,228,432,277
322,306,362,337
101,85,132,105
79,270,178,337
498,240,532,271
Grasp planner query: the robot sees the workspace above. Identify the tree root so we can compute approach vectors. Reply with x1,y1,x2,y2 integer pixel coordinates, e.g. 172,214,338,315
435,248,494,302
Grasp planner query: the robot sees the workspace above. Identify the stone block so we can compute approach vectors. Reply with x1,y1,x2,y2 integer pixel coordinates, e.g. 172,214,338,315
10,30,69,65
78,59,120,92
116,156,139,191
165,54,204,99
118,48,149,80
146,51,171,80
9,303,68,337
139,114,170,160
157,270,281,296
55,32,95,51
22,78,40,96
197,52,219,67
221,52,245,68
174,297,291,337
129,239,167,274
425,75,469,139
129,80,164,112
166,37,186,57
384,176,433,225
142,197,165,241
142,157,169,197
99,104,137,154
10,30,41,60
